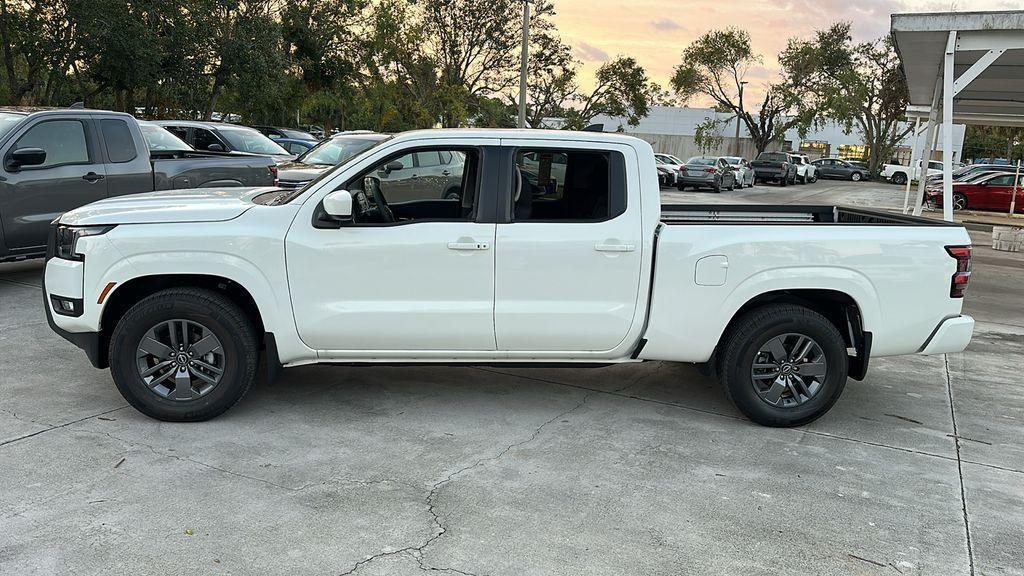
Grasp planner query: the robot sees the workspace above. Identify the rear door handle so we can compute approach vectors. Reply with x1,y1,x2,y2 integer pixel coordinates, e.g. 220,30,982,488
595,243,636,252
82,172,104,183
447,241,490,251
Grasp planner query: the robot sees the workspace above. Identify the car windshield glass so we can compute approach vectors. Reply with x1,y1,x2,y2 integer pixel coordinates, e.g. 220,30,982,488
687,157,716,165
268,136,394,205
139,122,193,151
723,156,742,164
218,127,289,155
281,129,314,140
299,137,383,166
0,112,25,139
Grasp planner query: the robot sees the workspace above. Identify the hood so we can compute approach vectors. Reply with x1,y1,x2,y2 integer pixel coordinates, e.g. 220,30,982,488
60,187,279,226
277,161,330,183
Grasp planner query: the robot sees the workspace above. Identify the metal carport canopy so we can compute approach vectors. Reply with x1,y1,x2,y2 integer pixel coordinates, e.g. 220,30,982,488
891,10,1024,219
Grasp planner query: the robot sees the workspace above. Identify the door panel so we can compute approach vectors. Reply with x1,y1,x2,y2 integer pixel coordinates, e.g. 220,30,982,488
287,223,497,351
285,141,499,352
494,142,643,352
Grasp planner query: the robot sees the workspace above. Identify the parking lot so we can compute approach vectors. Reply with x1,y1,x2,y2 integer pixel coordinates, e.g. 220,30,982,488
1,179,1022,575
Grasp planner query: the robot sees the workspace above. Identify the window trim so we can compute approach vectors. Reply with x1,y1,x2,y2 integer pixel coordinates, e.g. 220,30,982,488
312,144,498,228
501,145,629,225
8,118,94,171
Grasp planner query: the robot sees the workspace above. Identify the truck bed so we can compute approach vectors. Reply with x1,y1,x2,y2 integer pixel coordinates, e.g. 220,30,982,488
659,204,957,226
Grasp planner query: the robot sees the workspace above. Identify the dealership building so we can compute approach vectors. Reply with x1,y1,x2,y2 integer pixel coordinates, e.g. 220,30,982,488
592,105,965,163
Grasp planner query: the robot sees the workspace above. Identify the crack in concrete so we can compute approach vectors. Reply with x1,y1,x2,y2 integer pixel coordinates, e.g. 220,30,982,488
0,405,128,448
613,361,667,393
944,354,976,576
0,277,42,289
337,392,591,576
477,365,1024,479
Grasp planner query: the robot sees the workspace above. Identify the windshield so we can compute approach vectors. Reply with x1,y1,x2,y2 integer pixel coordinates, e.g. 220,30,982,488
299,136,385,166
687,157,716,165
0,112,26,139
723,156,742,164
268,135,394,205
138,122,193,151
219,127,289,155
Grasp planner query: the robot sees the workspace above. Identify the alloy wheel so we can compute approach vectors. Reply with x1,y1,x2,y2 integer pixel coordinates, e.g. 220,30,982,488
750,333,827,408
135,319,225,401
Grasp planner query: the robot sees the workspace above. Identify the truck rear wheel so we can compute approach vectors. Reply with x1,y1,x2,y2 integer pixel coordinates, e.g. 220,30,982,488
891,172,907,185
718,304,848,427
109,288,259,422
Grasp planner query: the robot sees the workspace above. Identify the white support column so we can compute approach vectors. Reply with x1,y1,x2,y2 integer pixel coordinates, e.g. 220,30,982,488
913,77,943,216
903,116,923,214
942,31,957,223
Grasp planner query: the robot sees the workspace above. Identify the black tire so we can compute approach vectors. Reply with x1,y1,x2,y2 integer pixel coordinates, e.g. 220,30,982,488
798,175,806,184
676,184,687,191
718,304,848,427
726,177,734,191
851,171,862,182
953,192,967,211
109,288,259,422
712,180,721,193
443,187,461,200
891,172,907,185
779,176,787,187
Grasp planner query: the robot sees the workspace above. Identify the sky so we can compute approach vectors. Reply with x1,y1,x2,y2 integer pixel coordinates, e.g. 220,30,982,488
548,0,1022,108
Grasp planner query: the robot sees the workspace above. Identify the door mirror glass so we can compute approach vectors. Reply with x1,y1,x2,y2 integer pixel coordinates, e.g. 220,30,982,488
5,147,47,170
380,160,404,175
206,143,225,152
323,189,353,220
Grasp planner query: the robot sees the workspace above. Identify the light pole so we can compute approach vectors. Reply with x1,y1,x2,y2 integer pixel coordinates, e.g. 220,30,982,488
734,81,747,155
517,0,531,129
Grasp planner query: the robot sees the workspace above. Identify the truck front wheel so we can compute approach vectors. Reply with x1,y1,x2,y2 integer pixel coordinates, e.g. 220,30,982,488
109,288,259,422
718,304,848,427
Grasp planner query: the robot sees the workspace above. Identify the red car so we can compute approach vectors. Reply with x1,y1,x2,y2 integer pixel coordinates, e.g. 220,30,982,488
927,171,1024,212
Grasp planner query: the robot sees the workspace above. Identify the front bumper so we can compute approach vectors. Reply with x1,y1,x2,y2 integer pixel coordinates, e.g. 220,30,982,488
43,264,106,369
919,315,975,355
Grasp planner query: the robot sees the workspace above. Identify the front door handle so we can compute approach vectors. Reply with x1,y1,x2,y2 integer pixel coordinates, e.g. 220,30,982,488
447,241,490,251
82,172,104,183
595,243,636,252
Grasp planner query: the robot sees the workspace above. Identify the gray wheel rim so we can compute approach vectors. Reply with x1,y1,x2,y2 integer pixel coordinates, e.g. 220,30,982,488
953,195,966,210
136,319,225,401
750,333,827,408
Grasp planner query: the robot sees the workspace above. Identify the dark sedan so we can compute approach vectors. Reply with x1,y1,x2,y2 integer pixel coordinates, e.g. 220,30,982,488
812,158,867,181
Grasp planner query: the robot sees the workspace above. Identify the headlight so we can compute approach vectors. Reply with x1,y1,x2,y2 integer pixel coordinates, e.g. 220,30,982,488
54,225,115,261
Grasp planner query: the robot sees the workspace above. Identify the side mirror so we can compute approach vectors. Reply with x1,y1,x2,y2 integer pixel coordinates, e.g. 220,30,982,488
5,147,46,171
206,143,225,152
322,189,353,221
379,160,403,176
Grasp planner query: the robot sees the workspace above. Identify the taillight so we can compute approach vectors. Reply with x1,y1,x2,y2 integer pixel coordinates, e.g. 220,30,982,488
269,165,279,186
945,245,972,298
706,167,717,173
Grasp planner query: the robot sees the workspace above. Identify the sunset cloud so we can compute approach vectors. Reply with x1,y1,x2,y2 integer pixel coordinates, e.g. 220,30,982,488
550,0,1019,109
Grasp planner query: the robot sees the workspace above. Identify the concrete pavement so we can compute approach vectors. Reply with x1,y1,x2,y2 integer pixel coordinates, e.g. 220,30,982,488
1,181,1022,575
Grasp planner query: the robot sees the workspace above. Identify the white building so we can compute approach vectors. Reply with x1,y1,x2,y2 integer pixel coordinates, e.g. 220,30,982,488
592,105,965,163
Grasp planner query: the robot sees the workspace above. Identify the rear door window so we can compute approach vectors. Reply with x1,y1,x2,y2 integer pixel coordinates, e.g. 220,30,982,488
513,148,626,222
100,119,138,163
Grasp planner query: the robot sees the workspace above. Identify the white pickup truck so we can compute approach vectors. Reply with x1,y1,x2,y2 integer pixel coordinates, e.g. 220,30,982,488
882,159,944,185
43,129,976,427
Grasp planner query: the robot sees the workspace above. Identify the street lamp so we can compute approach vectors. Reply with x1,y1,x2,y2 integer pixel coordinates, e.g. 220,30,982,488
517,0,532,129
735,81,748,155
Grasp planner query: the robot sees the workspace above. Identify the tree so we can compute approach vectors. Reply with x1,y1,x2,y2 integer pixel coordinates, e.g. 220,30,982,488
694,117,725,153
780,23,913,176
671,28,813,154
563,56,658,131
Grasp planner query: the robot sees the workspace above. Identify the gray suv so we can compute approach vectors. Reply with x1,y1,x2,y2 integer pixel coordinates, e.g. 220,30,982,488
377,149,466,201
